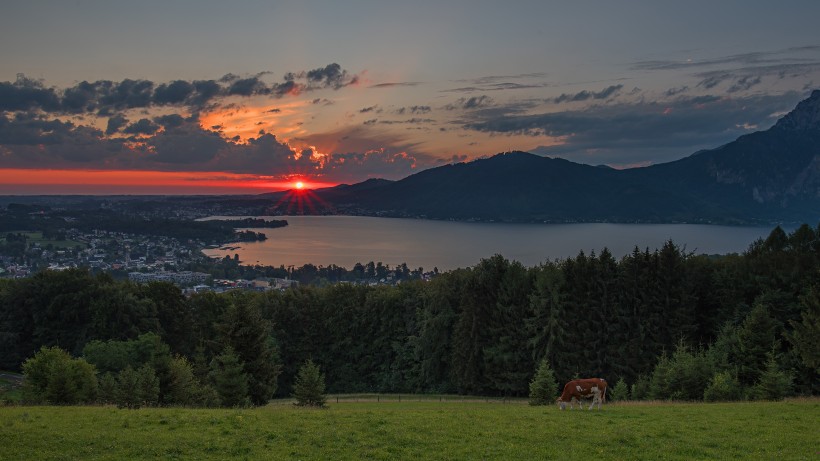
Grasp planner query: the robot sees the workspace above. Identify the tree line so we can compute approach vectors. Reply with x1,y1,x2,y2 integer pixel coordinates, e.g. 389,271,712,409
2,223,818,406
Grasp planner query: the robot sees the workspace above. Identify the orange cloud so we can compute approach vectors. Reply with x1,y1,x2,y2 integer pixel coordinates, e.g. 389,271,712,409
199,98,310,143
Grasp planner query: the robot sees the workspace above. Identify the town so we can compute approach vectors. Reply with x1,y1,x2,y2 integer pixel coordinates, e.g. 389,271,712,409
0,202,436,290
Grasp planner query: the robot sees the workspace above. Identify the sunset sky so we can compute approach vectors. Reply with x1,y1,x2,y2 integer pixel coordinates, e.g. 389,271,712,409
2,1,819,194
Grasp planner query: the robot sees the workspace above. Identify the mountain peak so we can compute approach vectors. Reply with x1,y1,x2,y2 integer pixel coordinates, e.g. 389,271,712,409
772,90,820,132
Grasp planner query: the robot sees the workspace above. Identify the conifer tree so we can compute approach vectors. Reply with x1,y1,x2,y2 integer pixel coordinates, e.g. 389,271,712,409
528,359,558,405
209,346,249,407
610,378,630,402
703,371,741,402
751,349,793,401
217,295,281,405
292,359,327,407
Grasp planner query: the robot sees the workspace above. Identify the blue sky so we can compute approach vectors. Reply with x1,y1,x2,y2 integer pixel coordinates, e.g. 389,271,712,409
1,1,819,193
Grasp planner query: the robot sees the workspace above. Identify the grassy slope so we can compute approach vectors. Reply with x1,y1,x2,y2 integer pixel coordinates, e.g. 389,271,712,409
1,400,817,460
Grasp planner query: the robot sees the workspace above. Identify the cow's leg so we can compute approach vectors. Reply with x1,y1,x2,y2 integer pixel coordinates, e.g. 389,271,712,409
588,389,601,410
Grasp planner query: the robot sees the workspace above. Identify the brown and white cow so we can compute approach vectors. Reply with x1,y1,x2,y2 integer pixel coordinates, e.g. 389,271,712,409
557,378,607,410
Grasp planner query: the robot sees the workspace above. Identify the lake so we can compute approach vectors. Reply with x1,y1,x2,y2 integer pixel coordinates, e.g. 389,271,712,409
200,216,781,271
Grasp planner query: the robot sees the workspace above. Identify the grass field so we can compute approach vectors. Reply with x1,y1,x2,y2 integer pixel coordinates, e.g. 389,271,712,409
2,399,818,460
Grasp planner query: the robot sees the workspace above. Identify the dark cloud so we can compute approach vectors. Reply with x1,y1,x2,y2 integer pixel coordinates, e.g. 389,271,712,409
435,154,469,164
61,80,101,113
147,122,226,165
228,77,268,96
154,113,186,128
552,85,623,104
728,76,762,93
105,114,128,134
395,106,431,115
211,133,302,173
632,47,820,72
99,79,155,110
123,118,160,135
369,82,421,88
444,95,494,111
153,80,195,104
323,148,418,181
0,111,72,145
444,83,547,93
0,74,61,111
665,86,689,97
445,73,550,93
190,80,222,106
359,105,379,113
464,92,805,166
304,63,353,89
1,63,360,116
0,112,121,166
458,72,549,85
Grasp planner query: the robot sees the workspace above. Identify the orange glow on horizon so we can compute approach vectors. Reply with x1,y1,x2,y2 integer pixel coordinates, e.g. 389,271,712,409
0,169,337,195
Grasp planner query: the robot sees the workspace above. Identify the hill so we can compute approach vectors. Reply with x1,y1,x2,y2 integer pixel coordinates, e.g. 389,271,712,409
266,91,820,224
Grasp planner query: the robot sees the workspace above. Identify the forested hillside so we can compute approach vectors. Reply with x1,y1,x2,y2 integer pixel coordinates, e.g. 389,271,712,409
2,223,818,406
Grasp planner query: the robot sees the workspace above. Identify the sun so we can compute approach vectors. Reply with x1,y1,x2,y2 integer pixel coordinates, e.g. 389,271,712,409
294,181,305,190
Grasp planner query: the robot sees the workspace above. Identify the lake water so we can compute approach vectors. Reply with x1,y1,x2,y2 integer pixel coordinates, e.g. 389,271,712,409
200,216,781,271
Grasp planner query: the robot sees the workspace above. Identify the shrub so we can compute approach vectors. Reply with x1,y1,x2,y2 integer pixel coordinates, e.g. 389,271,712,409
22,346,98,405
115,366,142,409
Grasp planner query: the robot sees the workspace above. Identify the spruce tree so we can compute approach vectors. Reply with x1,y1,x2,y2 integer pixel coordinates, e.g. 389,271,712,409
528,359,558,405
610,378,630,402
217,296,281,405
751,349,793,401
209,346,249,407
703,371,741,402
292,359,327,407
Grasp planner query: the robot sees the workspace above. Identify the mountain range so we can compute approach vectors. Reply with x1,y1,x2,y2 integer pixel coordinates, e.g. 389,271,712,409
265,91,820,224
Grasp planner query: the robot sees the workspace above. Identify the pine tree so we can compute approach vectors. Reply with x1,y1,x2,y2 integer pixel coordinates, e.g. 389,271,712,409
292,359,327,407
528,359,558,405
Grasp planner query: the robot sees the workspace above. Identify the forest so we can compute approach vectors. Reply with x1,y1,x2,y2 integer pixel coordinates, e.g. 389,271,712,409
1,223,818,407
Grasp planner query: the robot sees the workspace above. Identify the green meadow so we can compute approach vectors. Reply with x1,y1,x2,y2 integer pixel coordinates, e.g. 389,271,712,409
2,399,818,460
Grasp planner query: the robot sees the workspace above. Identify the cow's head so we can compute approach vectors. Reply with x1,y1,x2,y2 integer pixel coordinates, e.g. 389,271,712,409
556,397,567,410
